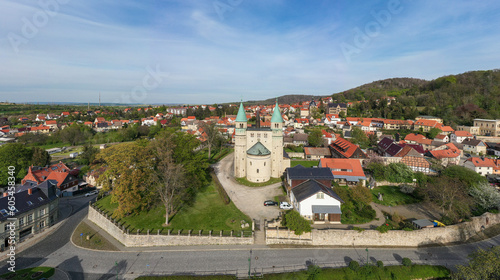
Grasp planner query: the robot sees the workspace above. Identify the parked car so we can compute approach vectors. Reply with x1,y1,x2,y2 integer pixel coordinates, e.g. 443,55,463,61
279,202,293,210
85,190,99,197
264,200,278,206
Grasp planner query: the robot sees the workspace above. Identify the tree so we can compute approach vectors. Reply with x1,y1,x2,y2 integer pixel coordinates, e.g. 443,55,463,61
199,121,222,159
453,246,500,280
350,185,372,205
469,182,500,210
307,129,323,147
96,141,155,218
59,124,93,145
351,127,370,148
150,136,187,226
79,143,99,165
442,165,487,188
418,176,474,223
427,127,442,139
31,147,51,167
0,143,33,186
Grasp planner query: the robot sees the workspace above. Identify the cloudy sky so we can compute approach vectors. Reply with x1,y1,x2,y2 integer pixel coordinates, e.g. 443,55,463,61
1,0,500,104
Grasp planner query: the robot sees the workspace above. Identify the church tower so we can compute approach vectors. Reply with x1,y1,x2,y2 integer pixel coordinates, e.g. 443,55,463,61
234,102,247,178
270,100,284,178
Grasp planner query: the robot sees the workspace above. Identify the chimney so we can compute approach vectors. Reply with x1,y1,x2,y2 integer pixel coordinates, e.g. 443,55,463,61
28,188,33,195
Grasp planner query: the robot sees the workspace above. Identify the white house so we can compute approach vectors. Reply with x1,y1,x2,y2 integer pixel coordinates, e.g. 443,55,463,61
290,180,344,224
450,131,473,143
464,157,496,176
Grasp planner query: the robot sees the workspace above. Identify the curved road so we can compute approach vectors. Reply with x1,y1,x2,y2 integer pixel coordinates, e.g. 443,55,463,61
1,168,499,278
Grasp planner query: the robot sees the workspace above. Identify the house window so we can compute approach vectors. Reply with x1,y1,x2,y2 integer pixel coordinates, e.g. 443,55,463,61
317,193,324,199
28,214,33,223
250,161,252,166
264,162,266,166
40,208,46,216
251,133,254,137
257,133,261,138
264,134,267,138
39,221,45,228
19,217,24,227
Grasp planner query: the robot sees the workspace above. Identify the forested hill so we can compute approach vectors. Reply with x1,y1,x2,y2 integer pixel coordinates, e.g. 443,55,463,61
337,70,500,126
245,95,326,106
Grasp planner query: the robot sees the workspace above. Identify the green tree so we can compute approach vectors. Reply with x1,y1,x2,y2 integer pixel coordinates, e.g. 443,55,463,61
427,127,442,139
79,143,99,165
307,129,323,147
351,127,370,148
59,124,93,145
442,165,487,188
453,246,500,280
0,143,33,186
31,147,51,167
281,210,312,235
96,141,155,218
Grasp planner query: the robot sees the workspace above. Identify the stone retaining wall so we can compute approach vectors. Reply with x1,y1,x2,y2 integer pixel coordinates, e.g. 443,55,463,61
266,212,500,247
88,206,253,247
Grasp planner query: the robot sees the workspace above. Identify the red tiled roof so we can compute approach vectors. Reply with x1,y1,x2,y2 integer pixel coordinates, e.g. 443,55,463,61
465,157,497,168
329,138,365,158
454,131,473,137
319,158,366,178
405,133,427,142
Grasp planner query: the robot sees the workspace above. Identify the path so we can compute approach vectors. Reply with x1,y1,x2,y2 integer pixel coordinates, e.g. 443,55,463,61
213,153,282,221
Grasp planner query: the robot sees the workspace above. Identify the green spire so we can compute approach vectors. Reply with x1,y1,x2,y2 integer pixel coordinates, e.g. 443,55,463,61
271,100,283,123
235,101,247,122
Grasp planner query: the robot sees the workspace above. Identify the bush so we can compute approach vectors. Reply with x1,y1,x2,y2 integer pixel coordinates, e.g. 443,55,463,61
402,258,412,267
376,260,384,268
307,265,321,280
281,210,311,235
400,184,415,194
376,224,391,233
349,260,360,271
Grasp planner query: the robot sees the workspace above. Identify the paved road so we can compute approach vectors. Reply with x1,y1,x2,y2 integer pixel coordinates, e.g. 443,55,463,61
1,191,500,279
213,153,283,221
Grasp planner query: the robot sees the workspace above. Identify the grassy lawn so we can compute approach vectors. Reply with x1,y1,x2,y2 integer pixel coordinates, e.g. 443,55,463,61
95,182,251,233
31,142,68,150
290,160,319,168
371,185,421,207
52,146,84,156
0,267,55,280
235,177,282,187
72,220,119,250
136,265,450,280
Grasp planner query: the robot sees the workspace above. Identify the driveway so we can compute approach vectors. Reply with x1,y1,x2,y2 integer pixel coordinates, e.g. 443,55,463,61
213,153,282,221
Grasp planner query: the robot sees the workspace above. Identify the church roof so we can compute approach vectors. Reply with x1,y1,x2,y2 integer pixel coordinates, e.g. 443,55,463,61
235,102,247,122
247,142,271,156
271,101,283,123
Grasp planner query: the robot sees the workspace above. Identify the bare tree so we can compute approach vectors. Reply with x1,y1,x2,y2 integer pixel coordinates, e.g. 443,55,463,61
199,121,222,159
151,138,186,226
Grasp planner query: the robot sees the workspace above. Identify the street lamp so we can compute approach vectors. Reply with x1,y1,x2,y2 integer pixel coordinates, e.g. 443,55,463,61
248,249,252,277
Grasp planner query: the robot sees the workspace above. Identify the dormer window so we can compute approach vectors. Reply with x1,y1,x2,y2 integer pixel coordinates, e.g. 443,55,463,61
27,201,33,206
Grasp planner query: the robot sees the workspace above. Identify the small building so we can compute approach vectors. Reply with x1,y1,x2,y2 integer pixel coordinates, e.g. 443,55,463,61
304,147,331,160
412,219,435,229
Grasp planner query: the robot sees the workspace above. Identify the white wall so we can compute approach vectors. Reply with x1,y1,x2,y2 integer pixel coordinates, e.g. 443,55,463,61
292,191,341,216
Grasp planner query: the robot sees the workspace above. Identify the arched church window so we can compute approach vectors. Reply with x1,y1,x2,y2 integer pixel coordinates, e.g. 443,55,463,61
257,169,259,173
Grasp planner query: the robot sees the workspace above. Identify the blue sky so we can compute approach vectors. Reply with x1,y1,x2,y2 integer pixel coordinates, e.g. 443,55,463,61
1,0,500,104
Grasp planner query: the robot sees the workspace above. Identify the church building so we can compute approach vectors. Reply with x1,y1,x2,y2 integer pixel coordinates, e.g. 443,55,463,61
234,101,290,183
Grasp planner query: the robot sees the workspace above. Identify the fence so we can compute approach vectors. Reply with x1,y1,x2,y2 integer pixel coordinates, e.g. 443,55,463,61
88,203,253,246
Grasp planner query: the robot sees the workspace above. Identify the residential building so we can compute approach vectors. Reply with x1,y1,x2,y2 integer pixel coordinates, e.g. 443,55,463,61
462,138,487,155
450,131,473,143
0,181,58,250
456,125,479,135
285,165,334,192
473,119,500,137
425,143,461,166
464,157,499,176
290,180,344,223
328,138,367,160
292,133,309,146
327,103,347,115
319,158,367,186
21,162,79,195
415,116,443,123
433,134,449,142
